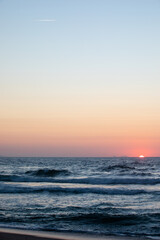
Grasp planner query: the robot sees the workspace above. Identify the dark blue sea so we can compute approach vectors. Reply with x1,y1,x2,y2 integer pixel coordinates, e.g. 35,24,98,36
0,157,160,239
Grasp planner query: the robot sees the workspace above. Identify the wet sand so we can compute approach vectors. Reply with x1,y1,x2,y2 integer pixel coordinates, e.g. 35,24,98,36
0,228,148,240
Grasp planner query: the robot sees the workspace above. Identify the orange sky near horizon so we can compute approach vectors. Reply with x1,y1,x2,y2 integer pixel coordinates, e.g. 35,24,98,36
0,114,159,157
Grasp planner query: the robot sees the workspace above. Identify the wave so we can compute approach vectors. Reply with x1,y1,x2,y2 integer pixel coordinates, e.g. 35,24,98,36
0,174,18,182
100,164,135,171
1,211,160,223
1,175,160,185
55,177,160,185
58,212,160,223
0,169,70,182
0,183,159,195
26,168,70,177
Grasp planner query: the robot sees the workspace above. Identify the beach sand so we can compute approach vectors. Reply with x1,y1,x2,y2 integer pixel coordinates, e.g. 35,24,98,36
0,228,148,240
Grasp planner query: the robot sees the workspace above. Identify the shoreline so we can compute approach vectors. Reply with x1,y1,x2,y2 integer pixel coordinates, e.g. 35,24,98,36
0,228,149,240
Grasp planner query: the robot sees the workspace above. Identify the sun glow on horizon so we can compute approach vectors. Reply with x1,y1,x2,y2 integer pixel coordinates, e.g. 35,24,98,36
139,155,145,158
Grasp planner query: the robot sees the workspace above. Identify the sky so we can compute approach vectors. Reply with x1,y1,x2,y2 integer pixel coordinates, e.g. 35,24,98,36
0,0,160,157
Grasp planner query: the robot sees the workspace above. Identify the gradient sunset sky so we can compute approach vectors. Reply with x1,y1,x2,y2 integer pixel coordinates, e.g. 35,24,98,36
0,0,160,157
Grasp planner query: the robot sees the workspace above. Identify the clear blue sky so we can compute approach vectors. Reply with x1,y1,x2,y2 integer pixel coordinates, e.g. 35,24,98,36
0,0,160,156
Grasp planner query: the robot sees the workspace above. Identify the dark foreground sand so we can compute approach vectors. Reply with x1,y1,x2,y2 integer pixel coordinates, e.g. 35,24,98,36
0,228,149,240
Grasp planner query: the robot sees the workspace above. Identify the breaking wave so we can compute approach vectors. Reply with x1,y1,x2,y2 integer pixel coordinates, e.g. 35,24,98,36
0,183,159,195
1,174,160,186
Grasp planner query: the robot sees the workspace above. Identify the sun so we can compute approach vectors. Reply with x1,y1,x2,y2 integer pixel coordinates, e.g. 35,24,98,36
139,155,145,158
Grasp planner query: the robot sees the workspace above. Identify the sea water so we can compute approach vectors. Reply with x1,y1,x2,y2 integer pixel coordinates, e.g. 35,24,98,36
0,157,160,238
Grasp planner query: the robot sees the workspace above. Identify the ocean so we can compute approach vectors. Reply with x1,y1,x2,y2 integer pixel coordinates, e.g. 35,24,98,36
0,157,160,239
